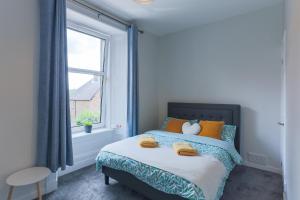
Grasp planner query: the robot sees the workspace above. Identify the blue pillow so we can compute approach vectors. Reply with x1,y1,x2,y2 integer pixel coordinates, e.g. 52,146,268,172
161,117,198,130
221,125,236,143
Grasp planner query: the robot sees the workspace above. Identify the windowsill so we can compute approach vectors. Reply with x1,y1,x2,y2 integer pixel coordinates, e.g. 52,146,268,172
72,127,115,139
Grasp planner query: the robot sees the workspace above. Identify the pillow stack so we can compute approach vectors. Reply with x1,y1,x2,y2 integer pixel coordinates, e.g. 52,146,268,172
162,117,236,142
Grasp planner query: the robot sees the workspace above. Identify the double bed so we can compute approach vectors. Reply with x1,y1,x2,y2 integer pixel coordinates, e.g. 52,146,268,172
96,103,241,200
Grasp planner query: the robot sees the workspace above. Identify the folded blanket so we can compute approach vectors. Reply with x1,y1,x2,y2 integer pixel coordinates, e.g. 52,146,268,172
173,142,198,156
139,136,158,148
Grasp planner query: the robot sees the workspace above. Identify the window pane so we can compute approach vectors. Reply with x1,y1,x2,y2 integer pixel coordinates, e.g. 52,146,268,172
69,72,103,127
67,29,104,72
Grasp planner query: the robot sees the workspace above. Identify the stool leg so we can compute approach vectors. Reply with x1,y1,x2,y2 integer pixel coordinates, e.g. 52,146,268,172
7,186,14,200
36,182,42,200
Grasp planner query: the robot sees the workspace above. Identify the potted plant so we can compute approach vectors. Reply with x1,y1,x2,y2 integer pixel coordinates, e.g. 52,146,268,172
76,111,100,133
83,120,93,133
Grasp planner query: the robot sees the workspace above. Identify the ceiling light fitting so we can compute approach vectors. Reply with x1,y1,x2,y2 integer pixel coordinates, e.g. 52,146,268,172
134,0,153,5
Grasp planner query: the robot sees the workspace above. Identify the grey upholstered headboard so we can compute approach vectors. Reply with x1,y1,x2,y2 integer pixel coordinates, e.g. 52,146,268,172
168,102,241,152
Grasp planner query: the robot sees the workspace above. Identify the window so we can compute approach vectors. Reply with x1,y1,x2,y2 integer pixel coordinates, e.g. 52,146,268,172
67,26,108,130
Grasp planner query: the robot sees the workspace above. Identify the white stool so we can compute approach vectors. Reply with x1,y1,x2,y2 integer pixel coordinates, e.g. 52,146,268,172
6,167,50,200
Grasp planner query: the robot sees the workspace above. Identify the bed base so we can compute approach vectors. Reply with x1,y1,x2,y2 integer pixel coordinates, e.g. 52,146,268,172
102,166,187,200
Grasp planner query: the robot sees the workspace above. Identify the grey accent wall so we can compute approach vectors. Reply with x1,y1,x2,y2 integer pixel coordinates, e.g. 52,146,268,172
157,5,284,172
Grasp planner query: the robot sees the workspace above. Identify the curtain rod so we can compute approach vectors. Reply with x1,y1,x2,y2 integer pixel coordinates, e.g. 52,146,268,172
70,0,144,34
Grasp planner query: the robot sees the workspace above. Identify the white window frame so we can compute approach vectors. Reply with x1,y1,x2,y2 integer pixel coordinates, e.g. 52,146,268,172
67,22,110,133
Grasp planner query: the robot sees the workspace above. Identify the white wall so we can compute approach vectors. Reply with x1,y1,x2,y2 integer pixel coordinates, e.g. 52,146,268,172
0,0,39,198
138,32,159,133
109,34,128,139
157,5,283,172
285,0,300,199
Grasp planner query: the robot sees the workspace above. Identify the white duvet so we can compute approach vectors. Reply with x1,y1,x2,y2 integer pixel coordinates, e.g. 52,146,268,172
102,136,226,200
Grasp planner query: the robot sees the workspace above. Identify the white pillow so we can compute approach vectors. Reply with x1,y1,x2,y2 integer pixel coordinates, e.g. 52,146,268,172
182,122,200,135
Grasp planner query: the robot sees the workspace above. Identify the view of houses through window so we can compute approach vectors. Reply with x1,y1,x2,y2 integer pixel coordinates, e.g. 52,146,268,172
67,28,106,129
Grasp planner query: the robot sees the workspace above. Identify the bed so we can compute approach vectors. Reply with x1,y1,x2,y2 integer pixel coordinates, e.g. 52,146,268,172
96,102,241,200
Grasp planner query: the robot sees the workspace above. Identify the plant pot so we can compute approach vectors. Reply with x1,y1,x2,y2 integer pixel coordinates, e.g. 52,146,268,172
84,125,92,133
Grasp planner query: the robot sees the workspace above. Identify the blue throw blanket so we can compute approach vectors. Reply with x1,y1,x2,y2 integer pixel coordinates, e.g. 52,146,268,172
96,130,242,200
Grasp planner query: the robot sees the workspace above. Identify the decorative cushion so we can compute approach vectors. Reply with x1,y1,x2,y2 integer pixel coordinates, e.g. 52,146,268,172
221,125,237,143
161,117,198,130
198,120,224,140
182,122,201,135
164,118,188,133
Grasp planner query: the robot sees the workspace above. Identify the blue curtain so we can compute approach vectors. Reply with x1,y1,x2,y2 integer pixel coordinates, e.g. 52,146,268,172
37,0,73,172
127,25,139,137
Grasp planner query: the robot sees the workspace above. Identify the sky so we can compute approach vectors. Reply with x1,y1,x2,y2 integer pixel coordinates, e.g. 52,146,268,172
67,29,104,90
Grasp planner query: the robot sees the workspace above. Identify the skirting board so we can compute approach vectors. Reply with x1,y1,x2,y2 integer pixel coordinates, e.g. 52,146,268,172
243,160,282,174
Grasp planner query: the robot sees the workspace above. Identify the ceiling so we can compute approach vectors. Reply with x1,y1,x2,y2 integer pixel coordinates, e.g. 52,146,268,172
85,0,283,36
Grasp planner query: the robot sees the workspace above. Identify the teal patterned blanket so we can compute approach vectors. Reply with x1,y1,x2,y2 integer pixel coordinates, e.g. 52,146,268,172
96,130,242,200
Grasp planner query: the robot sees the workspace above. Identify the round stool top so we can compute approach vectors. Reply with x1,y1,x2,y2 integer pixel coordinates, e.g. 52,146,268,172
6,167,50,186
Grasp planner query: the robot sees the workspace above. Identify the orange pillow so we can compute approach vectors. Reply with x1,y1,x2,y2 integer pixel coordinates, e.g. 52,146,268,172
198,121,224,140
165,118,187,133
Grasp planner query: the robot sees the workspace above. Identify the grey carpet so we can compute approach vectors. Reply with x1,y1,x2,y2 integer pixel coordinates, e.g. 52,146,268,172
45,165,282,200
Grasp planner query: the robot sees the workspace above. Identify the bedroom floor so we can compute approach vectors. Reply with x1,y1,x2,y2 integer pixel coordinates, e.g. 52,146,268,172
45,165,282,200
